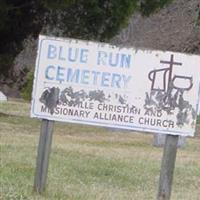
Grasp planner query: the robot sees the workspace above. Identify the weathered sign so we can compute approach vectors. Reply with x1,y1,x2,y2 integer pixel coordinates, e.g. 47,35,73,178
31,35,200,136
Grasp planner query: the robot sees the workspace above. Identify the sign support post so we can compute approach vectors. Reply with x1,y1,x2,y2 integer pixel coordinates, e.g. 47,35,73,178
157,134,179,200
34,119,54,194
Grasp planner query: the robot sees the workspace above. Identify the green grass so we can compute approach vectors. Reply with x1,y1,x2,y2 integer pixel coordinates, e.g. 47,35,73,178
197,115,200,124
0,101,200,200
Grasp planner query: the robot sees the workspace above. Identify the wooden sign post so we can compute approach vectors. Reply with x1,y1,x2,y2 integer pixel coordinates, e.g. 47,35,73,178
34,119,54,193
157,134,179,200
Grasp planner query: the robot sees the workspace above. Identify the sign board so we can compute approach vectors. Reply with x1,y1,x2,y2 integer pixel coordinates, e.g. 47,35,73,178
31,35,200,136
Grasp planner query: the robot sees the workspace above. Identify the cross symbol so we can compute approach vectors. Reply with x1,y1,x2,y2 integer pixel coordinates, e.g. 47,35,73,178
160,54,182,92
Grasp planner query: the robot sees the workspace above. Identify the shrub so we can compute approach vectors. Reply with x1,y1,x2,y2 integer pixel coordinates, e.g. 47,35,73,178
21,72,34,101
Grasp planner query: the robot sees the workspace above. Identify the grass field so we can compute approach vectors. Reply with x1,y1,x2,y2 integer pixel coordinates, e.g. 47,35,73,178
0,101,200,200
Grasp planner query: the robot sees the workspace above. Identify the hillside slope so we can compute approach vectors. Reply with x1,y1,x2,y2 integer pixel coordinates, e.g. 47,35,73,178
112,0,200,54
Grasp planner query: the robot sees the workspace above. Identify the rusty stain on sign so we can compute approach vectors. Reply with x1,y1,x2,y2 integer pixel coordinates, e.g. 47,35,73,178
39,86,127,114
40,87,60,114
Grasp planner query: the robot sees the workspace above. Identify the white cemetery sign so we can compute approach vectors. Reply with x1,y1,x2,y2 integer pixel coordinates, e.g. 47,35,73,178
31,35,200,137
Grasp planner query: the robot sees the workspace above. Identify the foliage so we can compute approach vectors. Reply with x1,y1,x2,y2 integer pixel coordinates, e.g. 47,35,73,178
43,0,172,41
197,115,200,124
42,0,73,9
21,71,34,101
0,0,44,78
0,0,173,99
44,0,138,41
140,0,173,16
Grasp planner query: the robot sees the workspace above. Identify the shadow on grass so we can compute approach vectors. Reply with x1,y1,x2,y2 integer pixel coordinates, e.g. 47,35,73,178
0,112,13,117
0,112,40,127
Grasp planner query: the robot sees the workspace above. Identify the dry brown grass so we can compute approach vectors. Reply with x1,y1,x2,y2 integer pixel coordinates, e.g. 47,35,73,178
0,101,200,200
